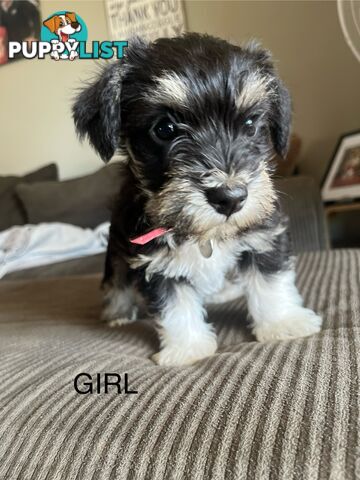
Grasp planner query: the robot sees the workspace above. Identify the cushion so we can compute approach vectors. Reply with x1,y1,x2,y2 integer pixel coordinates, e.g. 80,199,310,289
0,164,58,231
275,176,329,252
16,164,121,229
0,249,358,479
4,253,106,280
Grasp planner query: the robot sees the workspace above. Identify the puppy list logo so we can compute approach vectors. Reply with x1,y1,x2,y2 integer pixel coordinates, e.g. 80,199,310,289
8,11,127,61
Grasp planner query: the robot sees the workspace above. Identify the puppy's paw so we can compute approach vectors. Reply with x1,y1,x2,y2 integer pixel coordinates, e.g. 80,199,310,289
101,287,140,327
107,317,133,328
101,305,138,326
152,337,217,366
254,307,322,342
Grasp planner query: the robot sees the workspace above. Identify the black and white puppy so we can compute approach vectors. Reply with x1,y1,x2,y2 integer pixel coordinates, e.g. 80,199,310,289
73,33,322,366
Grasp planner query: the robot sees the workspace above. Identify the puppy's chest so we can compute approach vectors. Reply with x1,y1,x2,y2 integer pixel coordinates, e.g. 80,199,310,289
154,240,239,296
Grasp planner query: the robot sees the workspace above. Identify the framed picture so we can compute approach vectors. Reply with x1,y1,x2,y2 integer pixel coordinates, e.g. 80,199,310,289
321,130,360,203
105,0,185,42
0,0,41,65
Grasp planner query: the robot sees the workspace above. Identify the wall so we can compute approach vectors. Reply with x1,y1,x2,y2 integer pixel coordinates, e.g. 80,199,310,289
184,0,360,182
0,1,109,179
0,1,359,182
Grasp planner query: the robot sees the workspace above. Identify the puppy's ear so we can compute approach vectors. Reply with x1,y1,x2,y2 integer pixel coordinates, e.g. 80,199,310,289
72,62,123,162
243,40,292,158
269,78,292,159
43,16,57,33
66,12,76,23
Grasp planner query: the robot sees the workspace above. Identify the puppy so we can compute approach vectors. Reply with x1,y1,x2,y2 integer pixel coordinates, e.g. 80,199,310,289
43,12,81,60
73,34,322,366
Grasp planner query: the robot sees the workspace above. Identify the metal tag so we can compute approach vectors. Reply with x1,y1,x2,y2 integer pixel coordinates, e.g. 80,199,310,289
199,239,213,258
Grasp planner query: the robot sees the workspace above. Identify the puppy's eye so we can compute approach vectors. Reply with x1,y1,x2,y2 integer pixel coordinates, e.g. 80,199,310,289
244,118,257,137
152,118,178,143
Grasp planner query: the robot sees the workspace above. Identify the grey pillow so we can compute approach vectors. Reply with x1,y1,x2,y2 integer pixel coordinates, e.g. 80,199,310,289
274,176,329,252
0,164,58,231
15,164,121,229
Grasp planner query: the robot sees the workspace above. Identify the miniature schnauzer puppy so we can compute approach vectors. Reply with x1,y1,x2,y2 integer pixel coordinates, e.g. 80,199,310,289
73,33,322,366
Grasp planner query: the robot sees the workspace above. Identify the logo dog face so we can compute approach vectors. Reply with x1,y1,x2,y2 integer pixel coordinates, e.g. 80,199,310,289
43,12,81,42
73,34,291,238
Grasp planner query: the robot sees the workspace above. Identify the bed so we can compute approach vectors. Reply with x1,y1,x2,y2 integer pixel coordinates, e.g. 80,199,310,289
1,171,359,480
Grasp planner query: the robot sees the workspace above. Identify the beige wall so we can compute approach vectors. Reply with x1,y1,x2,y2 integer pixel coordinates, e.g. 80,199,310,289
185,0,360,182
0,1,359,182
0,1,109,179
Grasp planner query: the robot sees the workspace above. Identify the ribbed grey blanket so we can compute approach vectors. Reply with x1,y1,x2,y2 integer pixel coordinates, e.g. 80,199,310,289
0,249,359,479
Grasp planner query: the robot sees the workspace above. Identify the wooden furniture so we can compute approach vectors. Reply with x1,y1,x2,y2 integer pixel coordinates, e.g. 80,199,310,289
325,201,360,215
324,201,360,248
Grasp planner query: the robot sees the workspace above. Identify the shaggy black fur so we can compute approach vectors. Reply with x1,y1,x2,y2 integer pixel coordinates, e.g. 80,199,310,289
73,33,292,313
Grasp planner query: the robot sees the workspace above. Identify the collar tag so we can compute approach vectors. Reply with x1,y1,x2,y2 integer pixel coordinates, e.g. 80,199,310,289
199,239,213,258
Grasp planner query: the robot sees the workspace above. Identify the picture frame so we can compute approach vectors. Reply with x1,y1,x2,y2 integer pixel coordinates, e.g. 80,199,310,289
321,130,360,203
0,0,41,65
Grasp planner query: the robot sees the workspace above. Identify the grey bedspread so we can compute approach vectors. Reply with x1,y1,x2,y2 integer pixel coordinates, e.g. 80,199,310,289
1,249,359,479
3,176,328,282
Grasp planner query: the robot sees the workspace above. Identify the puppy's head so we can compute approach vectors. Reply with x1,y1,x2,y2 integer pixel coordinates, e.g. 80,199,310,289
73,34,291,239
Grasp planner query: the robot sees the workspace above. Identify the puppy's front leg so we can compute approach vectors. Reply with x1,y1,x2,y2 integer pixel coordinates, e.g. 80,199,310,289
101,246,143,326
245,267,322,342
151,281,217,366
102,285,141,327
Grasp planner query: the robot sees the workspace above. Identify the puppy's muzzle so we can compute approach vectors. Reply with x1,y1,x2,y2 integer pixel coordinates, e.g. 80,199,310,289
205,186,248,217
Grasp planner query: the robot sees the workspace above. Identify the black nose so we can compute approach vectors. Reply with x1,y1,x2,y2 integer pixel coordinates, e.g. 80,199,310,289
205,186,248,217
71,21,80,28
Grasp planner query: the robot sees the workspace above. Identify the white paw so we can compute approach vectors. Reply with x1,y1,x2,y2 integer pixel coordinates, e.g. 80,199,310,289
102,287,141,326
102,305,138,326
107,317,132,328
254,307,322,342
152,336,217,366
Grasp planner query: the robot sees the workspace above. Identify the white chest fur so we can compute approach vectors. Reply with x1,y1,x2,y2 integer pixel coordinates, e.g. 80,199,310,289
134,238,240,297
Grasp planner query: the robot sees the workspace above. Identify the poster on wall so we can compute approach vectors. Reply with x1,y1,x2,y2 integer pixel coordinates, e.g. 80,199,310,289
0,0,41,65
105,0,185,42
321,131,360,202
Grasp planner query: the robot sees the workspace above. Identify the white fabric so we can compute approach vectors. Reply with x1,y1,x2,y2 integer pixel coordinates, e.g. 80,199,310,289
0,222,110,279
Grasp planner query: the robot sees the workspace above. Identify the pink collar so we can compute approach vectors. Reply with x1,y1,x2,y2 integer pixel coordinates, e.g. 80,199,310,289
130,228,170,245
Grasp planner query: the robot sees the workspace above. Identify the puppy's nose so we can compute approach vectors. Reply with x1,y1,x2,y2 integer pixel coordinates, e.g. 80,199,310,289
71,21,80,28
205,186,248,217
